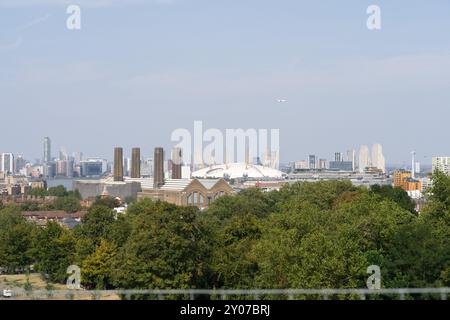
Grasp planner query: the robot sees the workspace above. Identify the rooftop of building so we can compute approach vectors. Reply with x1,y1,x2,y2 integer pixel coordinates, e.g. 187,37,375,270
192,162,286,179
139,178,227,192
22,211,86,219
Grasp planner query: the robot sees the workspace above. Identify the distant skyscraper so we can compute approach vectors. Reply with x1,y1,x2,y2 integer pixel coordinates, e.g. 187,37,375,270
171,147,182,179
56,159,74,177
347,149,356,171
154,147,165,188
73,152,84,164
371,143,386,173
415,162,421,174
358,145,370,173
308,155,316,169
1,153,14,173
113,147,124,182
15,155,26,173
80,159,103,177
411,151,416,178
43,137,51,163
59,148,68,161
131,148,141,178
43,162,56,178
123,158,131,176
318,159,327,169
334,152,343,162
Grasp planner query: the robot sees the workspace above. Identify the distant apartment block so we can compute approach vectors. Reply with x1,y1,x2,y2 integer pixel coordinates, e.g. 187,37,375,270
432,156,450,175
393,169,422,191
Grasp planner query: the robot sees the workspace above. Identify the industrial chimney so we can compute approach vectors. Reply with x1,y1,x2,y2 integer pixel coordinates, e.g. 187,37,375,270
153,147,164,188
113,147,124,182
131,147,141,178
171,147,182,179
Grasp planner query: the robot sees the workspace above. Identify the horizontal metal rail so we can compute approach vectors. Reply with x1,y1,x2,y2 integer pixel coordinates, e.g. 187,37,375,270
2,287,448,300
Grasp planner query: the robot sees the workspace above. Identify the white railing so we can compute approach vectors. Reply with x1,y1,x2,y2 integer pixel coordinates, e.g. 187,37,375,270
3,287,449,300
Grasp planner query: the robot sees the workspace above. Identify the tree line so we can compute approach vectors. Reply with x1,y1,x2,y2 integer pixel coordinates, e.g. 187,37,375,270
21,185,82,213
0,172,448,297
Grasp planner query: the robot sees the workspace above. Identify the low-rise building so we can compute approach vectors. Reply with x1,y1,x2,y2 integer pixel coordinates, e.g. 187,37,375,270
74,178,141,201
138,178,234,210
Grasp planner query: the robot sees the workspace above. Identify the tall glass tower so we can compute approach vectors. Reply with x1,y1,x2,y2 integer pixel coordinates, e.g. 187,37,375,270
43,137,51,163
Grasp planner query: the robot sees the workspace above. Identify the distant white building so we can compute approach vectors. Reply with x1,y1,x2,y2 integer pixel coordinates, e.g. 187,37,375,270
140,158,153,177
358,145,370,173
371,143,386,173
294,160,309,170
415,162,421,174
181,165,191,179
0,153,14,174
432,156,450,175
347,149,356,171
192,162,286,179
407,189,423,200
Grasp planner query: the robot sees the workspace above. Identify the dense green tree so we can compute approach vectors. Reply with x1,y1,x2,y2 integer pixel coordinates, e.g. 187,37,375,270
34,221,76,283
111,200,210,289
72,205,124,265
74,205,116,244
382,220,449,288
68,189,82,200
0,206,36,272
369,184,416,213
422,170,450,220
203,188,276,289
48,185,69,197
277,180,357,211
203,181,359,290
81,239,118,289
1,173,448,296
254,190,418,290
28,188,47,197
93,196,121,209
417,170,450,287
54,196,82,213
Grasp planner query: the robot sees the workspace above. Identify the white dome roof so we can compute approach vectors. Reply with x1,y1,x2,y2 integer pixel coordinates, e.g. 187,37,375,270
192,163,286,179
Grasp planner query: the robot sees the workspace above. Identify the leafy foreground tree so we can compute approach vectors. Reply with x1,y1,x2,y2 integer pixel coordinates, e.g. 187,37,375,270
0,206,36,272
205,180,448,294
82,239,118,289
111,199,211,290
33,221,76,283
72,205,119,265
1,176,448,297
202,188,276,289
416,170,450,287
369,184,416,213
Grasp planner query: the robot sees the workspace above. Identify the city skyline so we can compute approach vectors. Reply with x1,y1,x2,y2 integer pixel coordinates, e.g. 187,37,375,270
0,136,439,175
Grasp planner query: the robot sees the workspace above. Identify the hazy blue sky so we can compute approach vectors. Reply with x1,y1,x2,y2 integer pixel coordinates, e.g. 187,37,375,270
1,0,449,166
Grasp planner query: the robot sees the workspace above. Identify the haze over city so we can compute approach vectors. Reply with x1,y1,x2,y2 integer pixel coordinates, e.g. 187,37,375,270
1,0,449,164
